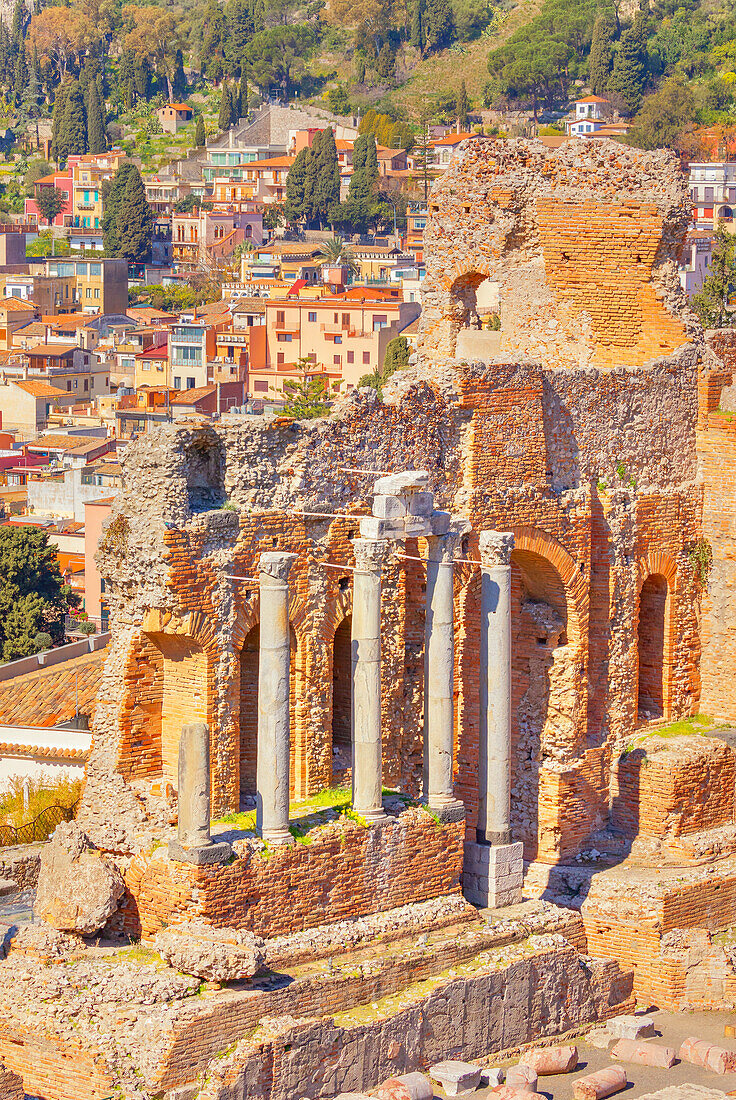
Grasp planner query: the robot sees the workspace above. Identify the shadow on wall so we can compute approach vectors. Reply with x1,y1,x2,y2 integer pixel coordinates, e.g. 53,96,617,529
185,435,226,512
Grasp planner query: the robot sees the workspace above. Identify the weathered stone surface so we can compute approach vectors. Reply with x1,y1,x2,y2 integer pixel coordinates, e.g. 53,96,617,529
34,821,124,935
679,1038,736,1074
3,921,85,962
520,1045,578,1074
154,921,265,981
611,1039,677,1068
506,1064,538,1092
0,1059,24,1100
429,1059,482,1095
605,1014,655,1040
573,1067,627,1100
375,1072,433,1100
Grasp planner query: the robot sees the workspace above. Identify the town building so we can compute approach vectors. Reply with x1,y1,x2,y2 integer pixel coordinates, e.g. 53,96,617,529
0,377,77,433
29,259,128,316
689,160,736,231
679,230,713,294
157,103,194,134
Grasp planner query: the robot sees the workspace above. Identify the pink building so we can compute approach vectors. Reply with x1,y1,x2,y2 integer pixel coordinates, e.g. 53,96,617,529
25,169,73,227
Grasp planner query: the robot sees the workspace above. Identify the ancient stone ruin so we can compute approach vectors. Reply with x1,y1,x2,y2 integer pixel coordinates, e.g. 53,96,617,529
4,138,736,1100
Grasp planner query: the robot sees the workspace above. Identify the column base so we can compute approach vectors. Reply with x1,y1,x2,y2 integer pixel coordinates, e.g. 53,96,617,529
355,805,389,824
462,840,523,909
427,797,466,824
261,827,295,846
168,840,232,866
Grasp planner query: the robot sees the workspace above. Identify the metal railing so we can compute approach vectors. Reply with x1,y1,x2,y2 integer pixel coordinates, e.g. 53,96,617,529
0,801,78,848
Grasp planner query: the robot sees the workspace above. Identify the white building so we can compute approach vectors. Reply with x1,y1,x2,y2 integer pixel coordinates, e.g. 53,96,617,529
679,231,713,295
565,96,612,136
689,161,736,232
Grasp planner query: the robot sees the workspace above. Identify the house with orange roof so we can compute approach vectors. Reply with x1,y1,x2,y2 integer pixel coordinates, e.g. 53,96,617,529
0,298,38,349
157,102,194,133
0,377,77,434
566,95,615,136
135,340,170,389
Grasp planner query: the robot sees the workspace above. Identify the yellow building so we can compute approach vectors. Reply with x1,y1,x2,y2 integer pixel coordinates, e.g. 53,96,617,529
71,151,130,233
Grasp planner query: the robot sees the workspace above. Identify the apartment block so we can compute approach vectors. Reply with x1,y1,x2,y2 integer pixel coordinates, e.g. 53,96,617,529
31,259,129,315
689,161,736,231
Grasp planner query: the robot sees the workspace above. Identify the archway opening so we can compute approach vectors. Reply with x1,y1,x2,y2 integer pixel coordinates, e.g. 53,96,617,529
239,622,298,807
638,573,667,722
332,615,352,785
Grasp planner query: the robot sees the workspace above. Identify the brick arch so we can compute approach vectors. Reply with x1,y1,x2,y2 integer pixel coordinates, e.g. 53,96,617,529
442,261,494,291
510,526,589,653
635,550,678,721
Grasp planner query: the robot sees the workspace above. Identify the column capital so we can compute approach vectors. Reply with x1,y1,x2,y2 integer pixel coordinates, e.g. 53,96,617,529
479,530,515,568
426,530,461,564
352,537,389,572
258,551,297,582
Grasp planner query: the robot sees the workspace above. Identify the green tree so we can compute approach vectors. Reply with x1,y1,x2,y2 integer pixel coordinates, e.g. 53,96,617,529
34,184,65,224
0,527,78,661
610,15,646,115
411,0,425,51
424,0,453,50
284,145,311,224
588,10,615,95
312,126,340,225
23,157,51,197
56,79,87,159
626,73,695,150
50,80,69,161
691,226,736,329
238,73,248,117
318,234,359,275
218,82,235,130
382,334,410,378
86,78,107,154
245,25,313,97
103,163,154,263
227,0,254,74
343,131,379,232
281,358,331,419
172,48,187,98
456,78,470,127
195,113,206,146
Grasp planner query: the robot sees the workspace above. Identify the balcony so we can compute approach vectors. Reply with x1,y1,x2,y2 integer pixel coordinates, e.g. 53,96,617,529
171,355,203,368
77,203,96,211
320,322,349,334
171,331,203,343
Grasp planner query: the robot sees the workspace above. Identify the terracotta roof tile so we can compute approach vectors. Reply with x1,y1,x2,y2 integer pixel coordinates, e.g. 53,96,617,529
0,649,105,726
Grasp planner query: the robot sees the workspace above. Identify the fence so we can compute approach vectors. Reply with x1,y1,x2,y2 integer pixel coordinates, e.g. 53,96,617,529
0,800,77,848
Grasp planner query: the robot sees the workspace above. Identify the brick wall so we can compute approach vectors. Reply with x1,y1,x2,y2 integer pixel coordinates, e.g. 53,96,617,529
123,811,464,941
0,1028,114,1100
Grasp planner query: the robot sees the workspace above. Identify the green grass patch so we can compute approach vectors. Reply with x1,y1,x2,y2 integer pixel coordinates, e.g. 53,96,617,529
0,775,81,830
622,713,731,754
117,945,164,966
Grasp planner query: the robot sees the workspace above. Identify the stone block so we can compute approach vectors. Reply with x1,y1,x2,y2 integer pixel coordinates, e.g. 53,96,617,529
610,1039,677,1069
483,1068,504,1087
376,1072,433,1100
374,471,429,495
35,821,125,936
359,515,403,540
506,1065,537,1092
429,1059,482,1095
606,1014,655,1040
404,517,433,538
407,491,435,517
154,921,265,981
430,510,452,535
520,1046,578,1074
168,840,232,866
462,841,523,908
0,878,15,897
373,495,406,520
573,1067,627,1100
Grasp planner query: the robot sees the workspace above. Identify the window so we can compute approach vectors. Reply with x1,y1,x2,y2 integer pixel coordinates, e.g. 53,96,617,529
277,352,284,364
86,288,91,298
187,377,196,388
94,288,100,299
372,314,388,331
334,313,339,323
333,354,341,365
142,363,150,371
347,351,354,364
90,378,94,388
84,379,88,390
705,187,714,201
308,311,317,322
342,313,350,326
334,335,342,344
363,352,370,365
277,333,292,342
100,578,106,594
174,376,181,388
67,380,72,391
254,380,268,392
277,310,285,324
73,379,78,388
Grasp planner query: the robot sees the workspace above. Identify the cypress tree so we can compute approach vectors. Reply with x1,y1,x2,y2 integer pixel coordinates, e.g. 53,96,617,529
86,79,106,153
354,53,366,82
238,73,248,118
102,165,126,254
227,0,254,76
312,127,340,226
610,20,646,115
411,0,424,50
172,49,186,99
218,82,233,130
117,165,154,263
195,114,206,146
13,47,26,108
284,145,310,223
344,132,378,232
59,79,87,158
424,0,453,50
51,80,69,162
303,132,321,224
589,11,615,95
456,78,469,127
10,0,23,47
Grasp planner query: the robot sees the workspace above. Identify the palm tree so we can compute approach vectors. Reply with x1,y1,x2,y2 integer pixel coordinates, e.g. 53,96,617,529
318,235,359,277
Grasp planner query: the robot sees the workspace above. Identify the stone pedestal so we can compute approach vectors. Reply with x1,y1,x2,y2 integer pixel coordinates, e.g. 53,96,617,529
257,551,297,845
169,722,231,865
424,531,465,822
351,537,389,823
462,840,523,908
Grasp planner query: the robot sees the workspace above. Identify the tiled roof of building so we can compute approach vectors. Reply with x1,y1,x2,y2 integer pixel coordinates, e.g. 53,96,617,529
137,343,169,359
27,343,77,356
432,132,473,145
170,385,216,405
0,741,88,760
576,95,611,104
230,298,267,313
27,434,107,455
11,379,62,397
0,648,105,727
166,102,192,112
1,297,35,311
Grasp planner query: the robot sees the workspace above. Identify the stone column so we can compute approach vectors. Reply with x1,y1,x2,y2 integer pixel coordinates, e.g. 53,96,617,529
462,531,523,909
424,531,464,821
257,551,297,845
169,722,231,865
351,537,389,823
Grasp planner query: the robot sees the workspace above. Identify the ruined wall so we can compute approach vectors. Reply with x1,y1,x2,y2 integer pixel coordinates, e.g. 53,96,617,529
417,138,696,368
81,139,705,871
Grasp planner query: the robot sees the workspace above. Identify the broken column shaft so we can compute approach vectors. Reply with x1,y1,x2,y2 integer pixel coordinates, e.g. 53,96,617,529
351,536,389,823
424,531,464,820
169,722,231,865
478,530,514,844
257,551,297,845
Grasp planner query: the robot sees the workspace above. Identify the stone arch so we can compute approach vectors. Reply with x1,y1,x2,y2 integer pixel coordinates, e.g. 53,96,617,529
183,434,226,512
322,585,354,788
636,551,678,722
442,266,496,355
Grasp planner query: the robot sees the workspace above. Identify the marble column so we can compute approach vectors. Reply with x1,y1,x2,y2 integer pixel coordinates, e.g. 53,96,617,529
351,536,389,823
424,531,464,821
169,722,231,865
462,530,523,909
256,551,297,845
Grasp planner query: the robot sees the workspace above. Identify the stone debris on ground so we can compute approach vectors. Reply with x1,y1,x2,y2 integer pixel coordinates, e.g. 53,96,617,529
573,1066,628,1100
610,1038,678,1068
428,1059,482,1095
34,821,124,935
605,1014,656,1041
374,1072,434,1099
153,920,265,981
679,1039,736,1074
519,1046,579,1074
505,1064,538,1092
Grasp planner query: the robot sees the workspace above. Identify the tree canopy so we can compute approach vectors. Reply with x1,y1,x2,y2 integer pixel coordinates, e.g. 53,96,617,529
0,526,78,662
